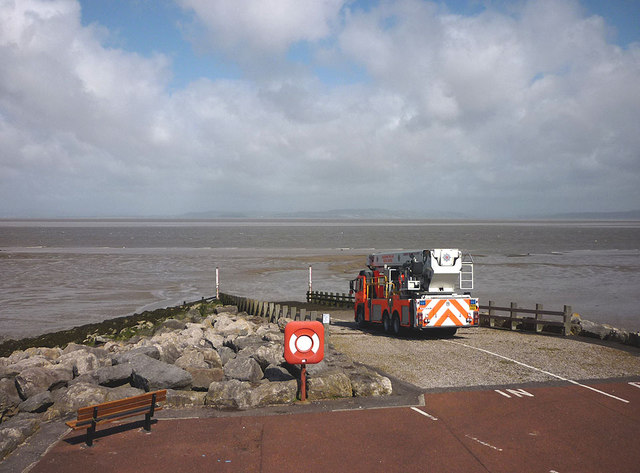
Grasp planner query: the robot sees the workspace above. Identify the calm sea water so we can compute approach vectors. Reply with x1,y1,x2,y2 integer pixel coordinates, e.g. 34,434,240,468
1,219,639,339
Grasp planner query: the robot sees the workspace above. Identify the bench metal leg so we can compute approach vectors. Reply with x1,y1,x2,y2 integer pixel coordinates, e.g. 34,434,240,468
85,407,99,446
144,393,157,431
86,424,95,446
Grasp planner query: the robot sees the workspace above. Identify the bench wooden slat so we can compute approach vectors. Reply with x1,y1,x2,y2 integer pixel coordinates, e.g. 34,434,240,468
65,389,166,446
65,406,162,430
74,391,166,420
75,391,166,416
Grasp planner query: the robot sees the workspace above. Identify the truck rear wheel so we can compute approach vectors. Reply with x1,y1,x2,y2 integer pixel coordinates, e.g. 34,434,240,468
392,313,401,336
356,306,366,328
382,312,391,333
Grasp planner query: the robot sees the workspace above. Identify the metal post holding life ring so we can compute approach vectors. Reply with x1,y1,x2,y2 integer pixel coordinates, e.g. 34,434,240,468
284,321,325,401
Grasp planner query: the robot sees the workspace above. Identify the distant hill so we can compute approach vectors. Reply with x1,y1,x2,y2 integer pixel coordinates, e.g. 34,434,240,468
177,208,472,220
175,208,640,221
545,210,640,220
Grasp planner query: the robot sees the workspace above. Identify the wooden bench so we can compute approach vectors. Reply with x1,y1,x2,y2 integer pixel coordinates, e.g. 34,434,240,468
65,389,166,446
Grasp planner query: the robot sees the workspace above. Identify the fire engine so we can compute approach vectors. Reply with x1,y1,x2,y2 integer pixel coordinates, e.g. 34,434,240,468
349,249,478,336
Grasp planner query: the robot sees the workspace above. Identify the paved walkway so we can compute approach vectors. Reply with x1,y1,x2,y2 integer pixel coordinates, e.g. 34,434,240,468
26,380,640,473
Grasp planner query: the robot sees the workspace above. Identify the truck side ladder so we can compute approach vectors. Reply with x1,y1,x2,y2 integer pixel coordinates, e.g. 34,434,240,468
460,252,474,291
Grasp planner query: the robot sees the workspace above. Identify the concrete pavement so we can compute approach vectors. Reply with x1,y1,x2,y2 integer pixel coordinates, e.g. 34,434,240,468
23,379,640,473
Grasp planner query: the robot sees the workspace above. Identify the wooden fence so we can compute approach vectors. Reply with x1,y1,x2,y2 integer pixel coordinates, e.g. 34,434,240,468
479,301,572,335
218,293,572,336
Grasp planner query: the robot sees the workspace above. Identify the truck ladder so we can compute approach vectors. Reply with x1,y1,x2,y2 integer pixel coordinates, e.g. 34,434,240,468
460,252,474,291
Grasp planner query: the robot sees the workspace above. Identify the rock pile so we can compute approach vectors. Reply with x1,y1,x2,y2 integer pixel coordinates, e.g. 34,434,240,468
570,313,640,348
0,304,391,459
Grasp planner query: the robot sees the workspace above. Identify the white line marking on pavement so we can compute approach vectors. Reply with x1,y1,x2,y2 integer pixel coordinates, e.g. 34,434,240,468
444,340,629,403
495,388,535,398
410,407,438,420
465,434,503,452
629,382,640,389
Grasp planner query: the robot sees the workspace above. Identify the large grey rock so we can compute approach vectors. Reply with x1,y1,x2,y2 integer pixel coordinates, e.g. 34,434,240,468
166,389,206,408
205,379,297,410
248,344,285,370
0,378,21,422
157,341,182,364
201,348,223,369
223,357,263,382
18,390,53,413
205,380,251,409
24,346,62,361
307,370,352,400
49,382,111,416
179,325,204,346
185,368,224,391
203,329,224,350
95,363,133,387
128,355,192,391
113,346,160,364
256,324,280,338
248,380,297,407
215,317,254,337
349,370,393,397
58,351,108,377
174,348,208,370
105,385,145,401
67,371,100,386
577,318,610,339
14,366,72,400
277,317,293,332
62,343,109,359
0,413,39,460
230,335,264,352
256,324,284,343
0,365,20,379
264,365,294,382
217,346,236,366
7,356,53,372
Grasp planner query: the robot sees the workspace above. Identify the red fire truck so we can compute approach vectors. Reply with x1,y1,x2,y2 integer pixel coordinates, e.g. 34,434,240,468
349,249,478,336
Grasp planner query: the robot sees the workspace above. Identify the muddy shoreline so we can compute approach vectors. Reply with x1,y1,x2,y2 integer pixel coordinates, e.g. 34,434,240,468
0,299,349,358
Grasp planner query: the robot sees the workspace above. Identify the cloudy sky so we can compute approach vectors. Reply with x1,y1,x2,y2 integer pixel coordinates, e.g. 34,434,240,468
1,0,639,218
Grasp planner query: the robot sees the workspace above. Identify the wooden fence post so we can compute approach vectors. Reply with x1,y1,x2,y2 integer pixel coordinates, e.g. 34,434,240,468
535,303,543,333
563,305,572,336
488,300,495,327
510,302,518,331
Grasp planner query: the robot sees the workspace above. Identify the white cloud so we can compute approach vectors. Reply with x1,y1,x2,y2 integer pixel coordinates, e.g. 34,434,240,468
178,0,345,54
0,0,639,217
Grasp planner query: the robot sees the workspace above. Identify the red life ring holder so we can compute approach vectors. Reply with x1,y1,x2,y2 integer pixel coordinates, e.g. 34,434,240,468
284,321,324,364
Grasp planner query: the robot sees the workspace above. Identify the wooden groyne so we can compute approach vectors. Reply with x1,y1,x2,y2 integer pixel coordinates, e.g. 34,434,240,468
219,293,326,323
306,290,354,308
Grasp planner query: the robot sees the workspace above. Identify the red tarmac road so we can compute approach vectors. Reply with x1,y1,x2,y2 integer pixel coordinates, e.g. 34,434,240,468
30,380,640,473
